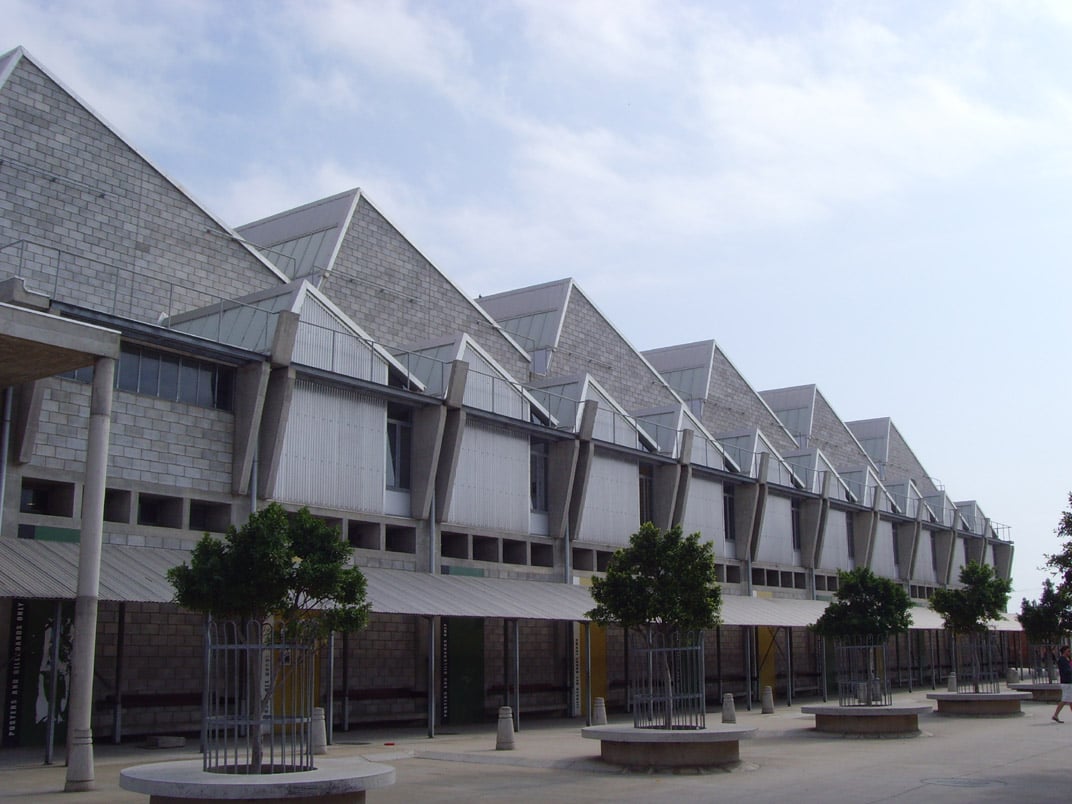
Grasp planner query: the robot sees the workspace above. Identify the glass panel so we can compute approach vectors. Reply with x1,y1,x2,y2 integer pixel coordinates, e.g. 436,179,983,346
139,351,160,396
116,346,140,392
159,354,179,401
178,360,199,404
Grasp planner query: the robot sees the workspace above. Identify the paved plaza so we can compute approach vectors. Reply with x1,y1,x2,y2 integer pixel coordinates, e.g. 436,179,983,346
2,691,1067,803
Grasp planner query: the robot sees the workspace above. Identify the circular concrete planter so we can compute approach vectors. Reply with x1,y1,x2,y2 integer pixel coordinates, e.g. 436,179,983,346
581,724,757,768
119,757,395,803
801,704,931,736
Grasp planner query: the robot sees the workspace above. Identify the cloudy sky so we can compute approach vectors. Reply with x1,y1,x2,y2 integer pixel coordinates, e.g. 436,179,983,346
5,0,1070,609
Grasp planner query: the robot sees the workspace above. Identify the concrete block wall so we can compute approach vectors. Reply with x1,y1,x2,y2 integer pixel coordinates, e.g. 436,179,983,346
553,288,680,411
0,56,280,325
322,198,531,380
707,348,798,455
338,614,426,724
91,602,204,739
482,619,568,717
31,377,234,492
812,392,874,472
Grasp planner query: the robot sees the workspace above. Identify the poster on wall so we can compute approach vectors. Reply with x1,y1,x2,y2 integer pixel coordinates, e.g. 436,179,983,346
4,599,73,748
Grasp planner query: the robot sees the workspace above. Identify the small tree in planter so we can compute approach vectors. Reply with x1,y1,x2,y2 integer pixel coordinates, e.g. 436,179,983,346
587,523,721,729
168,503,370,773
1017,579,1072,682
930,561,1011,693
810,568,913,705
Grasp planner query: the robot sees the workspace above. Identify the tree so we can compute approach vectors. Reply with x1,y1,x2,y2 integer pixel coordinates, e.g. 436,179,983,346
587,522,722,640
930,561,1011,693
167,503,369,771
588,523,721,729
1044,493,1072,600
1017,579,1072,645
929,561,1011,635
811,567,913,641
167,502,370,636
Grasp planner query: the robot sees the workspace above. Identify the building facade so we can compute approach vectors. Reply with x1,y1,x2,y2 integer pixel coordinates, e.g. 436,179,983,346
0,47,1015,749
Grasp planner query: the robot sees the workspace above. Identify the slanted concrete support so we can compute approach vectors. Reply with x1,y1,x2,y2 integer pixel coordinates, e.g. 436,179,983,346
652,461,680,531
964,534,986,565
256,366,296,500
11,380,44,464
991,540,1014,583
65,355,115,792
737,453,768,563
409,404,446,520
230,362,270,496
851,492,879,570
668,428,693,529
799,471,830,570
894,509,922,583
547,438,578,541
931,529,956,586
567,400,599,541
432,361,468,523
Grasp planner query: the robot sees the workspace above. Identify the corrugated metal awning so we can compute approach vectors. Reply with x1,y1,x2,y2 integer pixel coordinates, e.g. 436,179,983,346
0,540,186,602
0,541,1021,632
362,567,596,621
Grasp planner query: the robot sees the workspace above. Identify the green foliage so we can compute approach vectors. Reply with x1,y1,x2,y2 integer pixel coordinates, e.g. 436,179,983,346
587,522,721,640
929,560,1011,635
167,503,370,636
810,567,913,640
1018,579,1072,643
1044,493,1072,597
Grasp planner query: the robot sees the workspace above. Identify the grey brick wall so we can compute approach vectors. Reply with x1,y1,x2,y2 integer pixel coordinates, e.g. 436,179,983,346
704,347,798,454
320,198,531,380
0,56,281,324
552,286,680,411
32,376,233,492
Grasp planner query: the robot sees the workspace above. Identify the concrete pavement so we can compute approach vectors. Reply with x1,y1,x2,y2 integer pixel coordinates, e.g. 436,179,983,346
2,691,1067,803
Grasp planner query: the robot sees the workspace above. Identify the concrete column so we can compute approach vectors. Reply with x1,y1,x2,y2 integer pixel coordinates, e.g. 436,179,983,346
65,355,115,792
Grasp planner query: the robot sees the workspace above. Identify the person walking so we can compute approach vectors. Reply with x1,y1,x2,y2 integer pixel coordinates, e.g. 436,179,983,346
1053,645,1072,723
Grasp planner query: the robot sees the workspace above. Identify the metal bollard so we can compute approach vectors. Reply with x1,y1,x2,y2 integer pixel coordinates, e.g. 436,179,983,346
592,697,607,725
495,706,515,750
761,686,775,714
722,693,736,724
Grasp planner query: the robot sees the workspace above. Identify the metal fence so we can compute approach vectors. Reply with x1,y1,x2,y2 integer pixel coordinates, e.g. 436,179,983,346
1024,643,1062,684
629,630,705,730
834,639,892,706
950,632,1003,694
202,619,319,774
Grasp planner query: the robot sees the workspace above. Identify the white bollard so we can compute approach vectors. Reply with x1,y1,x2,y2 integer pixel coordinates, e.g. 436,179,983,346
592,697,607,725
722,693,736,724
495,706,515,750
311,707,328,755
1006,667,1020,685
761,686,775,714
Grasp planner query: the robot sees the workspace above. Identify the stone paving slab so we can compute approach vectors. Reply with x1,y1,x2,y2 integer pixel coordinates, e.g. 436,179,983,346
2,692,1070,803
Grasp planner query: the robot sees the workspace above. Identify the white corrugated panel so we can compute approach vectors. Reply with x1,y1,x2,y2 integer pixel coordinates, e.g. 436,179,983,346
681,475,724,555
0,541,186,602
578,454,639,547
274,381,385,511
363,568,595,620
447,420,529,531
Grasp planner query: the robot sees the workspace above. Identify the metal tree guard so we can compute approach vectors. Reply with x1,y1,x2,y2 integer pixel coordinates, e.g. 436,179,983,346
834,637,892,707
950,631,1002,694
629,630,705,730
202,619,319,774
